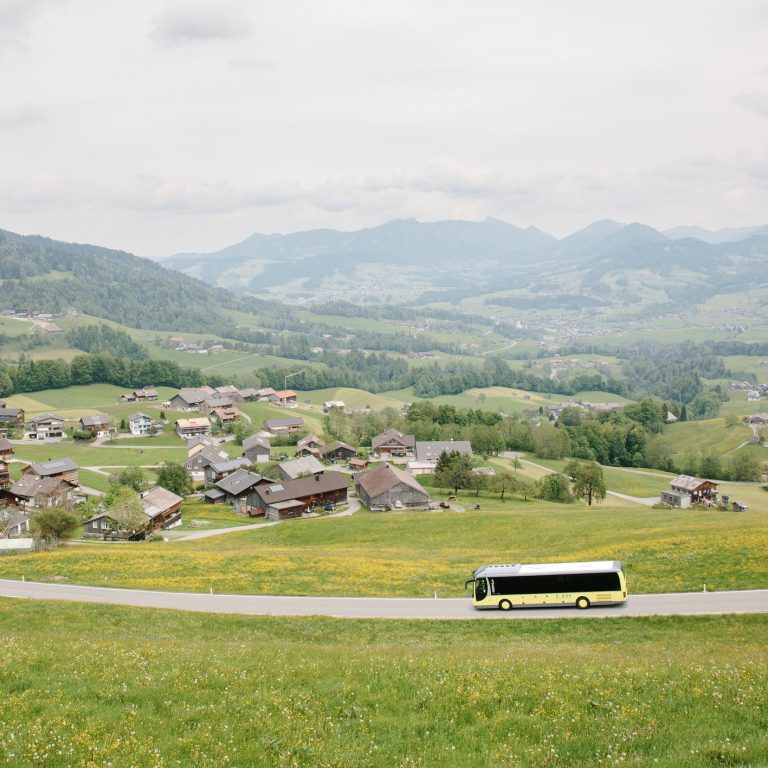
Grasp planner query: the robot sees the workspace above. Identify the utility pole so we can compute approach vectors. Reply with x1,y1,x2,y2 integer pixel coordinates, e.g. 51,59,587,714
282,369,305,406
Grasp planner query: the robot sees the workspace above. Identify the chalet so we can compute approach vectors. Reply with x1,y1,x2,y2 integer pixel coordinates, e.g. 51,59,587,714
660,475,719,508
210,406,242,424
238,388,259,401
415,440,474,462
0,458,9,487
252,472,349,519
242,434,271,464
27,413,65,439
264,416,304,435
0,438,14,461
275,390,298,405
323,400,345,413
347,457,369,472
186,435,218,457
321,441,357,463
214,385,243,402
128,412,153,436
184,445,230,480
121,389,159,402
278,455,325,481
200,395,234,414
79,414,111,437
203,457,251,485
6,476,78,509
84,486,183,539
169,387,215,412
204,469,272,514
175,417,212,439
23,458,79,484
0,406,25,431
256,387,278,402
296,434,324,457
371,429,416,458
355,463,430,511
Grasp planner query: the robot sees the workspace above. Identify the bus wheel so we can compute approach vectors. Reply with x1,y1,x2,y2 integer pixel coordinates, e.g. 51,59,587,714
499,599,513,611
576,596,590,610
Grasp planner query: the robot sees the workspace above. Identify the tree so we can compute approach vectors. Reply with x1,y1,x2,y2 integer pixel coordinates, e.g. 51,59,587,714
535,473,573,503
489,469,517,501
566,461,607,506
728,452,762,482
111,466,149,493
30,508,80,547
155,462,193,496
107,486,147,532
434,450,474,495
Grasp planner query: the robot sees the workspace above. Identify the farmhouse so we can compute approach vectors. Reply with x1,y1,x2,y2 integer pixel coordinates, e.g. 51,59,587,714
347,457,369,472
415,440,473,462
747,413,768,426
79,414,111,436
209,405,243,424
204,457,252,485
278,455,325,481
175,417,212,439
355,462,430,511
321,441,357,463
0,405,25,432
120,389,158,402
274,390,298,405
27,413,64,439
0,458,9,487
296,434,324,457
252,472,349,519
0,438,14,461
372,429,416,458
323,400,345,412
264,416,304,435
242,434,271,464
660,475,719,507
204,469,272,514
186,436,218,457
184,445,230,479
0,507,30,538
23,458,79,484
6,475,78,509
128,412,153,436
169,387,215,412
84,486,183,539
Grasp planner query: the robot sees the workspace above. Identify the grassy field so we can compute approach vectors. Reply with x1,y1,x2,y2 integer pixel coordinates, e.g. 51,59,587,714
2,498,767,595
1,601,766,768
177,497,256,529
665,418,753,460
302,387,406,411
12,443,186,468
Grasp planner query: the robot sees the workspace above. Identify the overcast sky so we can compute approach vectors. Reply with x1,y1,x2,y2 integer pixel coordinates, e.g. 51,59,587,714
1,0,767,257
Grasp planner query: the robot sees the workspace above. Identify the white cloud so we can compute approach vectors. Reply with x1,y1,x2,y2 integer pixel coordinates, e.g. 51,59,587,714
149,0,253,45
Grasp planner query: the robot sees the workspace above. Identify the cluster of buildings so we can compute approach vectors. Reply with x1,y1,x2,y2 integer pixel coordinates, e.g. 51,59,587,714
370,428,474,476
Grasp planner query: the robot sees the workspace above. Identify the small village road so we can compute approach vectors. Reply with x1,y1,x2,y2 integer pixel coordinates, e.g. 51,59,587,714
2,580,766,620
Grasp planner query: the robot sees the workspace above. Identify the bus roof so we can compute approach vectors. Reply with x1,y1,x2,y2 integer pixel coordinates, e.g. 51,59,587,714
474,561,622,579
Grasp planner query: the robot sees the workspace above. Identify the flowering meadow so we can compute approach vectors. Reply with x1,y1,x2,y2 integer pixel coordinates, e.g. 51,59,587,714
0,502,766,596
1,600,766,767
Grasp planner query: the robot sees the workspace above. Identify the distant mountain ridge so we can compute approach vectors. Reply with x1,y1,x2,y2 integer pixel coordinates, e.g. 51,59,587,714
162,217,768,307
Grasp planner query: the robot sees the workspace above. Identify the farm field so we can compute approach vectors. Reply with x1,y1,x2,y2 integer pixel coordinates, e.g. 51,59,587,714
176,498,255,530
1,601,765,768
301,387,405,411
2,499,767,595
665,418,752,460
383,385,570,413
11,443,186,468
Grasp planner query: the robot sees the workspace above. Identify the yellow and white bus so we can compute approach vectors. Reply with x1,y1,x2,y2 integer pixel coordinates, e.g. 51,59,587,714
466,560,627,610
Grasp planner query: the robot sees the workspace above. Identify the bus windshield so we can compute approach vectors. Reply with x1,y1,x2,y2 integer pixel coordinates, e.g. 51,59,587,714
475,578,488,601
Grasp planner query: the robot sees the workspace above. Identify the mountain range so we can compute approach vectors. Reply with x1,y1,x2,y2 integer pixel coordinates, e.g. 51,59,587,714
163,218,768,308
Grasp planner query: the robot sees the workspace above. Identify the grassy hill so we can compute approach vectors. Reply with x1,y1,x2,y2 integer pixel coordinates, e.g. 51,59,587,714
665,418,752,461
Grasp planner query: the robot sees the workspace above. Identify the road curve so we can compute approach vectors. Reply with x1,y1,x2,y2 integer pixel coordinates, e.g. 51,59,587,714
1,580,767,620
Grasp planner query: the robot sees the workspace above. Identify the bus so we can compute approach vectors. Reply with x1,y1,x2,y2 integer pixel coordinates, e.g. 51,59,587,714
466,560,627,610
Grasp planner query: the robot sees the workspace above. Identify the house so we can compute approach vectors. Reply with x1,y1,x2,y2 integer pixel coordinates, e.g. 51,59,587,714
406,460,437,476
415,441,473,462
747,413,768,426
274,390,298,405
0,438,14,462
320,441,357,463
256,387,278,402
175,417,212,439
210,406,243,424
0,458,10,487
296,434,324,457
214,385,243,401
27,413,65,439
0,507,31,538
371,429,416,458
203,457,252,485
200,395,234,414
278,455,325,481
169,387,215,412
242,434,271,464
251,471,349,519
204,469,272,514
84,486,183,539
238,388,259,401
119,389,158,403
79,415,111,437
662,475,719,506
347,457,369,472
264,416,304,435
0,406,25,432
184,445,230,480
23,458,79,484
6,475,78,509
128,412,153,436
186,436,218,457
323,400,345,413
355,463,430,510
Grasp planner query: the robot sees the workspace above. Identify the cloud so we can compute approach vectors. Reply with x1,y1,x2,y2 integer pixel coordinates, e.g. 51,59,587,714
0,0,50,45
0,105,46,129
149,0,253,45
735,90,768,118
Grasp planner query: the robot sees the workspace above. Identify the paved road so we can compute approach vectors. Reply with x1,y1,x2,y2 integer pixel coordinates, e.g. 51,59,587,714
2,580,766,620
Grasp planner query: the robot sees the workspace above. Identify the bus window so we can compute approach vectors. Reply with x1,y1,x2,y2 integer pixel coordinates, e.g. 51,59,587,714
475,578,488,601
